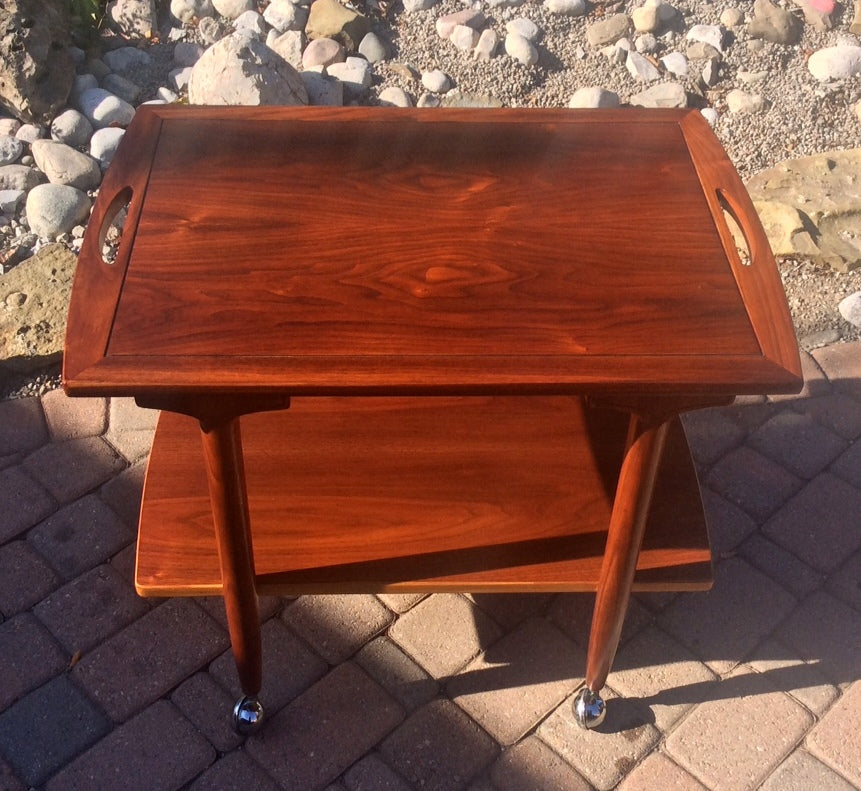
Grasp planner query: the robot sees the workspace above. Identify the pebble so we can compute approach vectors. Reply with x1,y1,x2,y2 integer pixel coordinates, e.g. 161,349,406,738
0,165,45,191
543,0,587,15
568,87,620,108
720,7,745,27
30,140,102,191
50,109,94,148
326,57,373,98
103,46,152,73
701,107,719,127
807,46,861,81
421,69,452,93
505,33,539,65
629,81,687,108
263,0,307,33
473,29,498,60
661,51,689,77
635,34,658,54
436,10,484,39
103,73,143,105
90,128,127,169
586,14,631,48
24,184,92,239
0,136,23,166
838,291,861,327
506,18,540,42
303,37,346,68
15,125,44,144
626,50,660,80
378,86,413,107
358,33,388,63
726,88,766,113
76,88,136,128
686,24,724,53
451,25,479,52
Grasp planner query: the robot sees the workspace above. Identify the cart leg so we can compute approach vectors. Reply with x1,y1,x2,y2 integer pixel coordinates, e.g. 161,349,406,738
200,417,264,735
574,414,670,729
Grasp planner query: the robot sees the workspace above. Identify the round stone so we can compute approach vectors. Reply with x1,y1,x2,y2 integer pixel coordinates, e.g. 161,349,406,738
421,69,451,93
0,136,24,166
25,184,92,239
50,109,94,148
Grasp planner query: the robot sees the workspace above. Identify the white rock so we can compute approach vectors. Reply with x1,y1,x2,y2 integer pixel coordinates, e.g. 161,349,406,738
70,74,99,108
76,88,136,129
30,140,101,191
266,29,304,68
807,46,861,82
451,24,479,51
474,29,498,60
303,37,345,68
504,32,538,65
488,0,526,8
543,0,586,15
660,51,688,77
25,184,92,239
0,189,25,215
0,136,23,166
326,57,373,98
402,0,437,10
726,88,765,113
506,17,540,42
263,0,307,32
421,69,452,93
300,69,344,105
629,81,687,107
102,73,142,105
170,0,214,22
107,0,157,38
15,125,44,144
720,7,745,27
838,291,861,327
233,10,266,35
103,46,152,73
0,165,44,191
701,107,719,126
188,30,308,105
212,0,255,18
90,128,126,169
635,34,657,54
632,4,660,32
687,24,724,53
436,9,484,39
568,87,620,108
378,86,413,107
359,32,388,62
174,41,205,66
417,93,440,107
626,50,660,80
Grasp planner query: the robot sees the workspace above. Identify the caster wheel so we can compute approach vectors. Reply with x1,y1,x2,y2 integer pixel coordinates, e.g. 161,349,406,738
573,687,606,730
233,696,265,735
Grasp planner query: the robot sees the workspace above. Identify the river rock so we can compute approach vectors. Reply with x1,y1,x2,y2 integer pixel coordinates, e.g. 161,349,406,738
327,57,373,98
436,9,485,39
838,292,861,327
267,29,304,68
507,18,540,42
661,51,688,77
76,88,136,128
188,30,309,105
421,69,452,93
305,0,370,52
568,87,620,107
629,81,687,107
473,29,498,60
378,86,412,107
31,140,101,191
0,136,23,165
0,119,21,136
15,124,43,144
212,0,256,18
50,109,93,148
358,32,388,62
543,0,587,15
626,50,660,80
25,184,91,239
303,37,346,68
586,14,631,47
103,46,152,73
726,89,765,113
90,128,126,169
107,0,157,38
300,69,343,106
451,25,479,52
807,46,861,81
263,0,308,32
170,0,215,23
632,0,677,33
102,73,143,105
0,165,44,191
687,24,724,53
505,32,538,65
749,0,802,45
0,0,75,124
720,7,745,27
233,10,266,36
0,243,77,372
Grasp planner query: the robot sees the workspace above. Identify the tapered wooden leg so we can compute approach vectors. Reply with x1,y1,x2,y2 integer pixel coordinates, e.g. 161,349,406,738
575,413,670,729
199,417,264,733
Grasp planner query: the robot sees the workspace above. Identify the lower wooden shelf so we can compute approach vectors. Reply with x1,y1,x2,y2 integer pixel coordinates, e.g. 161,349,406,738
135,396,713,596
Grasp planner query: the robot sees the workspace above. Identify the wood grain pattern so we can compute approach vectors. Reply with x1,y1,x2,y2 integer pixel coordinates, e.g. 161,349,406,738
63,107,802,398
135,397,712,595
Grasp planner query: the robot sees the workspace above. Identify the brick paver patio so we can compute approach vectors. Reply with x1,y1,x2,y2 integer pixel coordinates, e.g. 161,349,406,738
0,342,859,790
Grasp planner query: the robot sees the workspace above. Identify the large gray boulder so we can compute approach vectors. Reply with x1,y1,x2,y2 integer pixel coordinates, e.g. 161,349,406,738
0,243,76,373
0,0,74,124
188,30,309,106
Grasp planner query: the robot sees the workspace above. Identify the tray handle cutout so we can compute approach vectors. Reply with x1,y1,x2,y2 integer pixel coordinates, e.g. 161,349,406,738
96,186,133,266
715,187,755,267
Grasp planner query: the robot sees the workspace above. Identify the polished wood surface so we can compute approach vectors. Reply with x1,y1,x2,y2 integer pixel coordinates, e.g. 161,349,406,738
64,107,801,397
135,397,712,595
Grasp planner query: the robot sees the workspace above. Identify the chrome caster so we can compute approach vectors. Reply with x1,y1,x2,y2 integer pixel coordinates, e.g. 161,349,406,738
232,696,265,735
573,687,606,729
